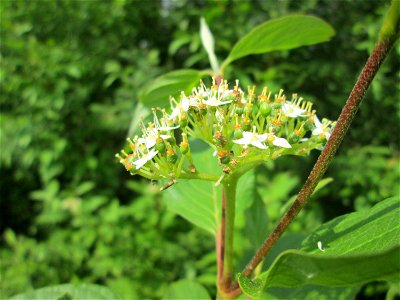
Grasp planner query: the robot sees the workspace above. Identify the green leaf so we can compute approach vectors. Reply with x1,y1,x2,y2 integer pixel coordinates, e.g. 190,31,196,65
162,279,211,300
138,69,204,108
238,197,400,297
301,196,400,255
222,15,335,68
200,17,219,72
164,143,255,235
11,283,120,300
264,285,360,300
243,193,269,249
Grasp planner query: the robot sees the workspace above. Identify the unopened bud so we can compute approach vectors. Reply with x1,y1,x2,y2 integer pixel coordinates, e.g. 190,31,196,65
166,149,178,163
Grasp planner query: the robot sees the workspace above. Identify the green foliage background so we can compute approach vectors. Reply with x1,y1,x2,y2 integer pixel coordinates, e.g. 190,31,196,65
1,0,398,299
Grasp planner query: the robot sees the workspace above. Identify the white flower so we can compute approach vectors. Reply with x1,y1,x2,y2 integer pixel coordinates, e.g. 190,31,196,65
203,96,232,107
181,96,200,111
267,133,292,148
282,102,307,118
133,149,158,169
169,96,200,120
138,129,172,149
234,130,268,149
312,116,332,140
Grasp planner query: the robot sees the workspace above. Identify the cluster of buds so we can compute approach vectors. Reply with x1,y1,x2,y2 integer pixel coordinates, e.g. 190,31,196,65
116,78,335,183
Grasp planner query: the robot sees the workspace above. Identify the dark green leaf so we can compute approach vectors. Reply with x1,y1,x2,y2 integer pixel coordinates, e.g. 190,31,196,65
11,284,120,300
222,15,335,68
265,285,360,300
139,69,204,108
301,196,400,255
238,197,400,297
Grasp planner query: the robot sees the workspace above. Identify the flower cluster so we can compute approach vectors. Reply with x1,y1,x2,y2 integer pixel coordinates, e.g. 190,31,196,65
116,78,335,182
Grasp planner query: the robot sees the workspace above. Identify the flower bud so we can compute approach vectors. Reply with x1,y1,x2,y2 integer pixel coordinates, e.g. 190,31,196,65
260,102,272,117
156,139,166,153
316,134,327,143
234,127,243,139
166,149,178,163
303,118,314,131
198,103,207,115
180,141,189,154
213,131,226,147
241,117,251,131
124,144,133,154
288,132,300,144
180,115,188,128
273,102,282,109
235,105,244,115
218,149,230,164
244,103,253,115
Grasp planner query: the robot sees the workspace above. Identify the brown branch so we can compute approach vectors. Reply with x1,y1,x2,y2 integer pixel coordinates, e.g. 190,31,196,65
229,37,397,293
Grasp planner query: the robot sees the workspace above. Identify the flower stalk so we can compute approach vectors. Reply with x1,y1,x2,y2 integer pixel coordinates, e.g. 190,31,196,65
221,177,238,287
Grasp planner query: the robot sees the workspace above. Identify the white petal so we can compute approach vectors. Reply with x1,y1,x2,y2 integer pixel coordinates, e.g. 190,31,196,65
133,157,147,169
242,131,254,139
145,139,156,149
326,132,331,140
147,149,159,159
233,137,250,145
314,115,322,127
158,125,180,131
312,128,323,136
256,133,268,141
160,134,172,140
181,98,190,111
133,149,158,169
273,137,292,148
251,141,268,149
169,107,180,120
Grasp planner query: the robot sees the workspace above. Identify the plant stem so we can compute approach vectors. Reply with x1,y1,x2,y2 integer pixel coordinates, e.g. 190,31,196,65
217,189,226,283
220,176,238,290
230,31,398,294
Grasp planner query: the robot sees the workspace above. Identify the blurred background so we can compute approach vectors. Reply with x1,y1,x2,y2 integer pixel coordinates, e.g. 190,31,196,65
1,0,399,299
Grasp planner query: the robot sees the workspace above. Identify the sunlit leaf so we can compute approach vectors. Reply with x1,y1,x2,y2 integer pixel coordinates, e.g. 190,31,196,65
200,17,219,72
164,143,255,235
222,15,335,68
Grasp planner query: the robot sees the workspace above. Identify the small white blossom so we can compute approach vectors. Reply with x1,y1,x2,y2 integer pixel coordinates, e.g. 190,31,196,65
312,116,332,140
267,133,292,148
181,96,200,111
234,130,268,149
133,149,158,169
138,129,172,149
282,102,307,118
